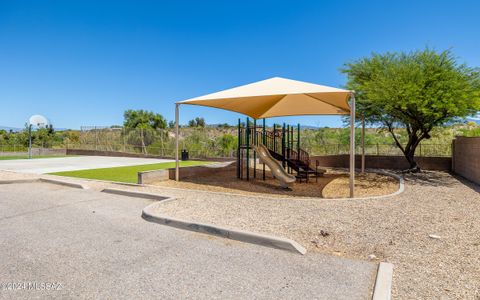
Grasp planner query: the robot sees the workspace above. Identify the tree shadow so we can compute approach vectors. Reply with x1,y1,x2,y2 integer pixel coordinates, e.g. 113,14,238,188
449,174,480,193
400,170,468,188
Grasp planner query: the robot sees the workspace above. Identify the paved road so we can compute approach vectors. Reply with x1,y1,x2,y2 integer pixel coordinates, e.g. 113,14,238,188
0,156,174,174
0,183,377,299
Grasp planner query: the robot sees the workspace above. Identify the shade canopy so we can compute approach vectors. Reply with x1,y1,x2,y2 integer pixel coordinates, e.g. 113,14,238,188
177,77,352,119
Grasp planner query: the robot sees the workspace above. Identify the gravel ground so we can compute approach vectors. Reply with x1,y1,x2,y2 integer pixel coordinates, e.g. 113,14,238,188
2,170,479,299
151,171,480,299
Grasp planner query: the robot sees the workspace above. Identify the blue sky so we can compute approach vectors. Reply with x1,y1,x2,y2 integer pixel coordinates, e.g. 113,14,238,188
1,0,479,129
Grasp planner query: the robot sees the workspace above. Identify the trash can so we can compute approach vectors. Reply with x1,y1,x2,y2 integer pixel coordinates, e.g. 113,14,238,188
181,149,189,161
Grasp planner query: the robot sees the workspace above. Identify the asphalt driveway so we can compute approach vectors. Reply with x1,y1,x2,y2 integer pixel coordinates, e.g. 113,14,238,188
0,156,173,174
0,182,377,299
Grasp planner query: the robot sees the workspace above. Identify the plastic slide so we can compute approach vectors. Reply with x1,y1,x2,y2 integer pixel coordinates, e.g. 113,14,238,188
254,144,296,189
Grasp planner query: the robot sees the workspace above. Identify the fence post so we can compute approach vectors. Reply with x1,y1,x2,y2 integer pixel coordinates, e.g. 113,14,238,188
451,140,455,172
95,127,98,151
123,127,126,152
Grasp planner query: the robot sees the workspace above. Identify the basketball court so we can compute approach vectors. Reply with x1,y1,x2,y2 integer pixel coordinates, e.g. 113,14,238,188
0,156,173,174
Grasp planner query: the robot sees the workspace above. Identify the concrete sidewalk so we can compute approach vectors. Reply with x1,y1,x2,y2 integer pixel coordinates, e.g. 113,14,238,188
0,182,377,299
0,156,173,174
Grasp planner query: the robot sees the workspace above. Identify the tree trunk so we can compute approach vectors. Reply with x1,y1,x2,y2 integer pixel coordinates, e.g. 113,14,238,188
403,141,421,173
386,125,423,173
404,150,420,172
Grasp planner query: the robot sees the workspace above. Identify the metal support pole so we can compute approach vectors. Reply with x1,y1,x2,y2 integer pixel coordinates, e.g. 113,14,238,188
282,123,286,168
94,126,98,150
123,127,126,152
286,125,290,173
349,94,356,198
290,126,294,172
246,117,250,181
361,115,365,173
237,118,241,179
290,126,294,150
28,124,32,159
253,119,257,179
297,123,300,155
175,104,180,181
273,124,276,153
262,118,266,181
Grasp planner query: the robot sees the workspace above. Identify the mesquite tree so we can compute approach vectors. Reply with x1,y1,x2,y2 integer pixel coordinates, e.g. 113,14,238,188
123,109,167,154
342,49,480,171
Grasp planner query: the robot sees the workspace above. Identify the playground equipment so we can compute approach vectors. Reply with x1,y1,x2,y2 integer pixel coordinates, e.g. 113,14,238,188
237,117,325,186
254,144,296,188
174,77,360,197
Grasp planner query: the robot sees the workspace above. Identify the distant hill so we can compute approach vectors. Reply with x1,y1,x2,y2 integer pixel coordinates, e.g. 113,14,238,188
467,113,480,124
0,126,22,132
0,125,69,132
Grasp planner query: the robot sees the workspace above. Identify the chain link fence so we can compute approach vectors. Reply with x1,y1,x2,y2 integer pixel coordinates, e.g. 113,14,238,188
64,126,452,158
309,143,452,157
0,125,453,159
69,126,237,159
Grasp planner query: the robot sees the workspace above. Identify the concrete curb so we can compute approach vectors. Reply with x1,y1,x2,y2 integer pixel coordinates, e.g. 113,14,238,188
101,188,170,201
142,200,307,255
0,179,40,184
39,178,89,189
47,175,143,187
372,262,393,300
100,188,308,254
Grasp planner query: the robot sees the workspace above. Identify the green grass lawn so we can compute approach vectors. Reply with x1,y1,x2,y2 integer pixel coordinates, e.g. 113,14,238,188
0,155,68,160
49,160,209,183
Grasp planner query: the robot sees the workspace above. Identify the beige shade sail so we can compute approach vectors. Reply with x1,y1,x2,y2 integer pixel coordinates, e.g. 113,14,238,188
177,77,352,118
174,76,359,198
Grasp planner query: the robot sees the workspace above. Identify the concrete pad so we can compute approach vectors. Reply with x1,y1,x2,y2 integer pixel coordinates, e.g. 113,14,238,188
0,182,378,299
0,156,174,174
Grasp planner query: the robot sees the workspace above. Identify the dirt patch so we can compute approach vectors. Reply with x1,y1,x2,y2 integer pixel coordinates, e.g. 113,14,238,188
322,171,399,198
154,168,399,199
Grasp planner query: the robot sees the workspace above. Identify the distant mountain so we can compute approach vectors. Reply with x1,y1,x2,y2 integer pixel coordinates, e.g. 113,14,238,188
0,125,69,132
300,125,321,129
467,113,480,124
0,126,22,132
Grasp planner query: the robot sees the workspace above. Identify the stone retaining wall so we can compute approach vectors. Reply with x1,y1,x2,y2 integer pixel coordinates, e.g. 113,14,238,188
137,169,170,184
138,162,236,184
452,136,480,185
311,154,452,171
0,148,66,156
